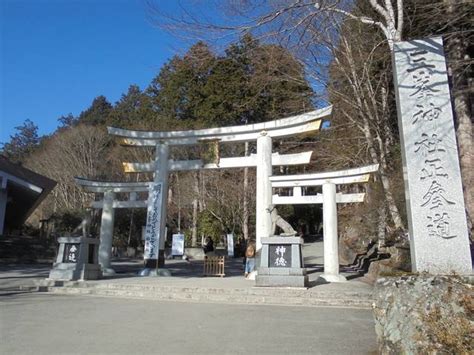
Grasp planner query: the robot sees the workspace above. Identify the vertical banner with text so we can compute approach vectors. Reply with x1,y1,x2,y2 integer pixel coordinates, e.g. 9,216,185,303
171,234,185,256
393,37,471,274
227,234,234,257
144,183,162,260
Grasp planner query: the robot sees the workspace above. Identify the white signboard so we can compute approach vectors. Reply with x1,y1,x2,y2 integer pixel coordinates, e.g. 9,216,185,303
393,37,471,274
172,234,185,256
144,183,162,260
227,234,234,257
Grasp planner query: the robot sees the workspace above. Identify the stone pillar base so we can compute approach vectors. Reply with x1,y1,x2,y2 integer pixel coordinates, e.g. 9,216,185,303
144,258,157,268
158,250,165,267
256,236,308,287
101,267,116,276
320,274,347,283
49,264,102,281
256,273,308,288
138,268,171,277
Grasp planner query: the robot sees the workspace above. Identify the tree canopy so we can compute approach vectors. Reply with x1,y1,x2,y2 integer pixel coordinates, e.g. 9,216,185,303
1,119,40,163
148,35,313,127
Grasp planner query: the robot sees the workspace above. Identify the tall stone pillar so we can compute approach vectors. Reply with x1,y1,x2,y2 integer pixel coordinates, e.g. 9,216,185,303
156,143,169,267
321,183,346,282
256,132,273,251
99,190,115,275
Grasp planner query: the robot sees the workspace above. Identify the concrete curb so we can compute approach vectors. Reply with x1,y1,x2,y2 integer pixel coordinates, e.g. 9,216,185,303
32,280,373,309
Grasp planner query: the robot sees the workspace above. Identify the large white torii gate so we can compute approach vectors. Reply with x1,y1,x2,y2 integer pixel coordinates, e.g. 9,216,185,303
108,107,331,270
77,107,331,273
269,164,379,282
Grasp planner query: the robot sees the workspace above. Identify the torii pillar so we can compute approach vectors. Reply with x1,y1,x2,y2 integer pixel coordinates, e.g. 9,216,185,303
256,132,273,251
322,183,346,282
99,190,115,275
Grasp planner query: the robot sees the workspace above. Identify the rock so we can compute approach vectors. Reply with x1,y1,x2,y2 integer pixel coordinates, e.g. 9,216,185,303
339,224,374,265
373,275,473,354
366,246,411,282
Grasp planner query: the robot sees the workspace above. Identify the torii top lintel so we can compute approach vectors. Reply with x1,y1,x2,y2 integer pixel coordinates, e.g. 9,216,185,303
74,177,151,193
107,106,331,146
270,164,379,187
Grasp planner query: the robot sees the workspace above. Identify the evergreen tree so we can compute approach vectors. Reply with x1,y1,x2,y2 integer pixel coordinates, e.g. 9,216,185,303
147,36,313,127
1,119,40,163
77,95,113,126
57,113,78,129
108,85,156,128
148,41,216,123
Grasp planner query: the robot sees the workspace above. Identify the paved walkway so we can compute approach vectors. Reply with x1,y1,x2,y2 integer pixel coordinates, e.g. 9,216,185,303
1,291,377,355
0,238,373,297
0,247,378,354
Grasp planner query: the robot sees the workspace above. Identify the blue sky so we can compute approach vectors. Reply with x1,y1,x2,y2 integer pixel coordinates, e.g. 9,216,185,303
0,0,190,143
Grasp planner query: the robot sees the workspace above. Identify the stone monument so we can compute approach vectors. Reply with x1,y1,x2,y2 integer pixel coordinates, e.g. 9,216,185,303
392,37,471,274
256,236,307,287
48,236,101,281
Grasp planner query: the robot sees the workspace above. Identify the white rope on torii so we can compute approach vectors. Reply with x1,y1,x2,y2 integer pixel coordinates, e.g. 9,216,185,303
269,164,379,282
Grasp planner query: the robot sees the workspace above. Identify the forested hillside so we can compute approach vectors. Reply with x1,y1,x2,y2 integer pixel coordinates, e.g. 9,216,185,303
1,35,315,249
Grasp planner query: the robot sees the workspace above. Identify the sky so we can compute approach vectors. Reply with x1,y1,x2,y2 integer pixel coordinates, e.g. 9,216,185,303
0,0,190,143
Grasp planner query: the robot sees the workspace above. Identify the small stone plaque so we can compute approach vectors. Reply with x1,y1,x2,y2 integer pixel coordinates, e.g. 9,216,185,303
63,243,80,263
269,244,292,268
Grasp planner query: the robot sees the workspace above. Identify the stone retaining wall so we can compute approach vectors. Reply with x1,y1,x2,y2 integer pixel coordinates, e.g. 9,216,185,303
373,275,473,354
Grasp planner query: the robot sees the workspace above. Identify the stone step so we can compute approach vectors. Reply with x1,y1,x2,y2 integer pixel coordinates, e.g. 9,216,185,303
36,282,373,309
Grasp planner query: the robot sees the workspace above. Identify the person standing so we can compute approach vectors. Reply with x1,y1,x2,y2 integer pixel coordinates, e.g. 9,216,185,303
202,237,214,255
244,241,256,278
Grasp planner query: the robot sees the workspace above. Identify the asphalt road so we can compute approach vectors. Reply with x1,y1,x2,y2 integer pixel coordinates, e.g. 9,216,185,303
0,292,377,355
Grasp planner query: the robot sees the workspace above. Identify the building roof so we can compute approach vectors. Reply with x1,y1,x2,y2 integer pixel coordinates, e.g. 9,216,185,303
0,155,56,230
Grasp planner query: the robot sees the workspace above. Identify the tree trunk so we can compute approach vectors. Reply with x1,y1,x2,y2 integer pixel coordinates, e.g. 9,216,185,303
176,173,182,232
453,93,473,231
340,37,405,231
191,172,199,247
242,142,249,241
443,3,473,230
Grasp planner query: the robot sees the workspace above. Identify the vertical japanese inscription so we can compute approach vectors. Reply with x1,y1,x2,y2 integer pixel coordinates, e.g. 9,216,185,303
63,243,80,263
393,37,471,273
144,183,162,260
269,244,292,268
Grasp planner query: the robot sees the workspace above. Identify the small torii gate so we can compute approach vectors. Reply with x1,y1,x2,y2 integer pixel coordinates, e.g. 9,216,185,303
77,107,332,274
74,179,149,275
269,164,379,282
